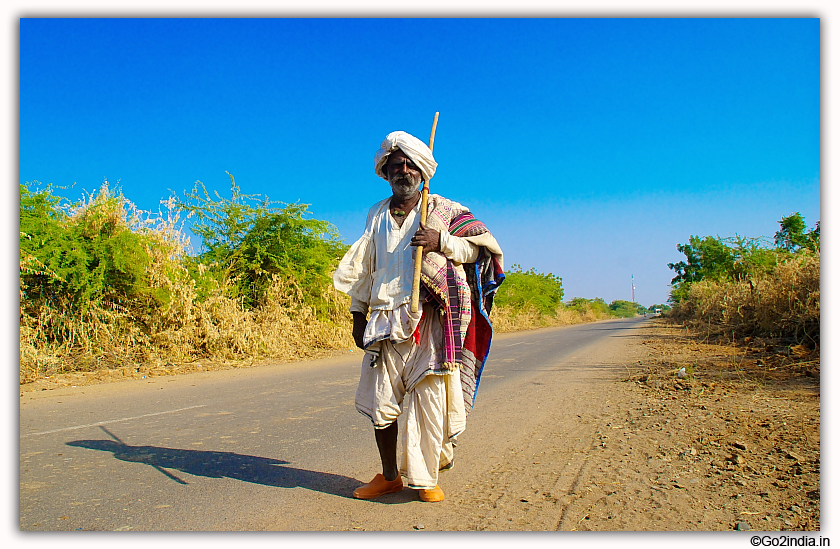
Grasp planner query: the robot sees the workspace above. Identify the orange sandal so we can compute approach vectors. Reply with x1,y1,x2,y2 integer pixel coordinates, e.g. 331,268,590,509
418,485,445,502
353,473,404,499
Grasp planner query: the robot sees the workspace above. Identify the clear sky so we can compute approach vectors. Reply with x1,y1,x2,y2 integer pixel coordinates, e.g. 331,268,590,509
19,17,820,307
6,5,836,547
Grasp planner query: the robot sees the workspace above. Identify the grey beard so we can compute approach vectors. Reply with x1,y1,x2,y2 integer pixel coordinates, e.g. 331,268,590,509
389,173,423,200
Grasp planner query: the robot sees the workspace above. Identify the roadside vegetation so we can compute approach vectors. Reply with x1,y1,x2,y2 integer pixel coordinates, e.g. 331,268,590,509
19,178,354,384
666,212,820,348
491,264,652,333
19,179,653,386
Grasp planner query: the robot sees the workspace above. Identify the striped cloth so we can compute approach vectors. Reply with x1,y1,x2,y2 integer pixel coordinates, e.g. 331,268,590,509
420,210,505,415
449,212,490,238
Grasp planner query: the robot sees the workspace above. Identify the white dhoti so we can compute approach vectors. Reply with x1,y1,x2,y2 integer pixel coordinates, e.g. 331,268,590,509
355,308,467,490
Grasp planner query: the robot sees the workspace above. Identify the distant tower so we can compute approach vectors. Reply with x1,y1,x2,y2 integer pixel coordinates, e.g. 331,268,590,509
631,274,635,303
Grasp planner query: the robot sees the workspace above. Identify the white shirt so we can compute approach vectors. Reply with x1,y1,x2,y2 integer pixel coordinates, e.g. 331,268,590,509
334,196,479,346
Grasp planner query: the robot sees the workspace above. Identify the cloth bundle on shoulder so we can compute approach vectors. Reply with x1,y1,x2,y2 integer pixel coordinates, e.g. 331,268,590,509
417,197,505,415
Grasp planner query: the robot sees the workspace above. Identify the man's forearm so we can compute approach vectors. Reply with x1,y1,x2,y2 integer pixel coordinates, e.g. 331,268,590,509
351,311,367,349
439,231,480,263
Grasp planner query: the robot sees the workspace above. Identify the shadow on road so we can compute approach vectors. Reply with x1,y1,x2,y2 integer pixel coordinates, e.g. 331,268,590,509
66,427,363,500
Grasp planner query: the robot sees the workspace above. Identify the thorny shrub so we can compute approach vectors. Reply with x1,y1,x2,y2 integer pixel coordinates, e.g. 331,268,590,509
19,180,353,382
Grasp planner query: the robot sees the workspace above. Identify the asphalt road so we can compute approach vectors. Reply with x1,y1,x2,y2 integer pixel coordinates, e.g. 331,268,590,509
19,316,651,531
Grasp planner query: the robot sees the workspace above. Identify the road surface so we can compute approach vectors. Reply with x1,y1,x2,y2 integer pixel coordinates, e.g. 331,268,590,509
20,316,651,531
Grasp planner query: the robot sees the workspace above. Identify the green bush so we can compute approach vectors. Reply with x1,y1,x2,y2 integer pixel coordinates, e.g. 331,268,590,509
19,182,163,320
775,212,820,252
566,297,610,316
175,174,348,315
609,299,640,318
493,263,564,315
19,177,355,378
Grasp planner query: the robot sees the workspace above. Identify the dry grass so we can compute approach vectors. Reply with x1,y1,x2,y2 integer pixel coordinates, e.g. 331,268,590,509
492,302,612,333
19,190,355,386
669,251,820,347
19,190,609,388
20,276,355,385
20,275,611,389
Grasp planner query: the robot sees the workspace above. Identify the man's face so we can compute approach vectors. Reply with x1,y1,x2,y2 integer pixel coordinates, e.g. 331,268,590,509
385,150,423,200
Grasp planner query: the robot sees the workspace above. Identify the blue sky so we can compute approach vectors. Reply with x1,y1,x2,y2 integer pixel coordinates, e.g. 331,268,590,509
19,17,820,306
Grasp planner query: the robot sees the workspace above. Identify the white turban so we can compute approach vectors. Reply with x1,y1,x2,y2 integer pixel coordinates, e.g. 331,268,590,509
374,131,438,183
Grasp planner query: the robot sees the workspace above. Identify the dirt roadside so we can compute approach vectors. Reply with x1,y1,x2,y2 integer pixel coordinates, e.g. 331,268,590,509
561,318,821,531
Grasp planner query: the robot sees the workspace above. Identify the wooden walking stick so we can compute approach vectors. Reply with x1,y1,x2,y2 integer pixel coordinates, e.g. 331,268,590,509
410,112,440,313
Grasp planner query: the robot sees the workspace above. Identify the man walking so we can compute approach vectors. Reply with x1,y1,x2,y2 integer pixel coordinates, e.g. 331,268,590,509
333,130,504,502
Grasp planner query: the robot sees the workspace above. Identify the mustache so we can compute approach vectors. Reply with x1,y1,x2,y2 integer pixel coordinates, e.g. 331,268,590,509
391,175,414,185
390,173,421,187
389,174,422,197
